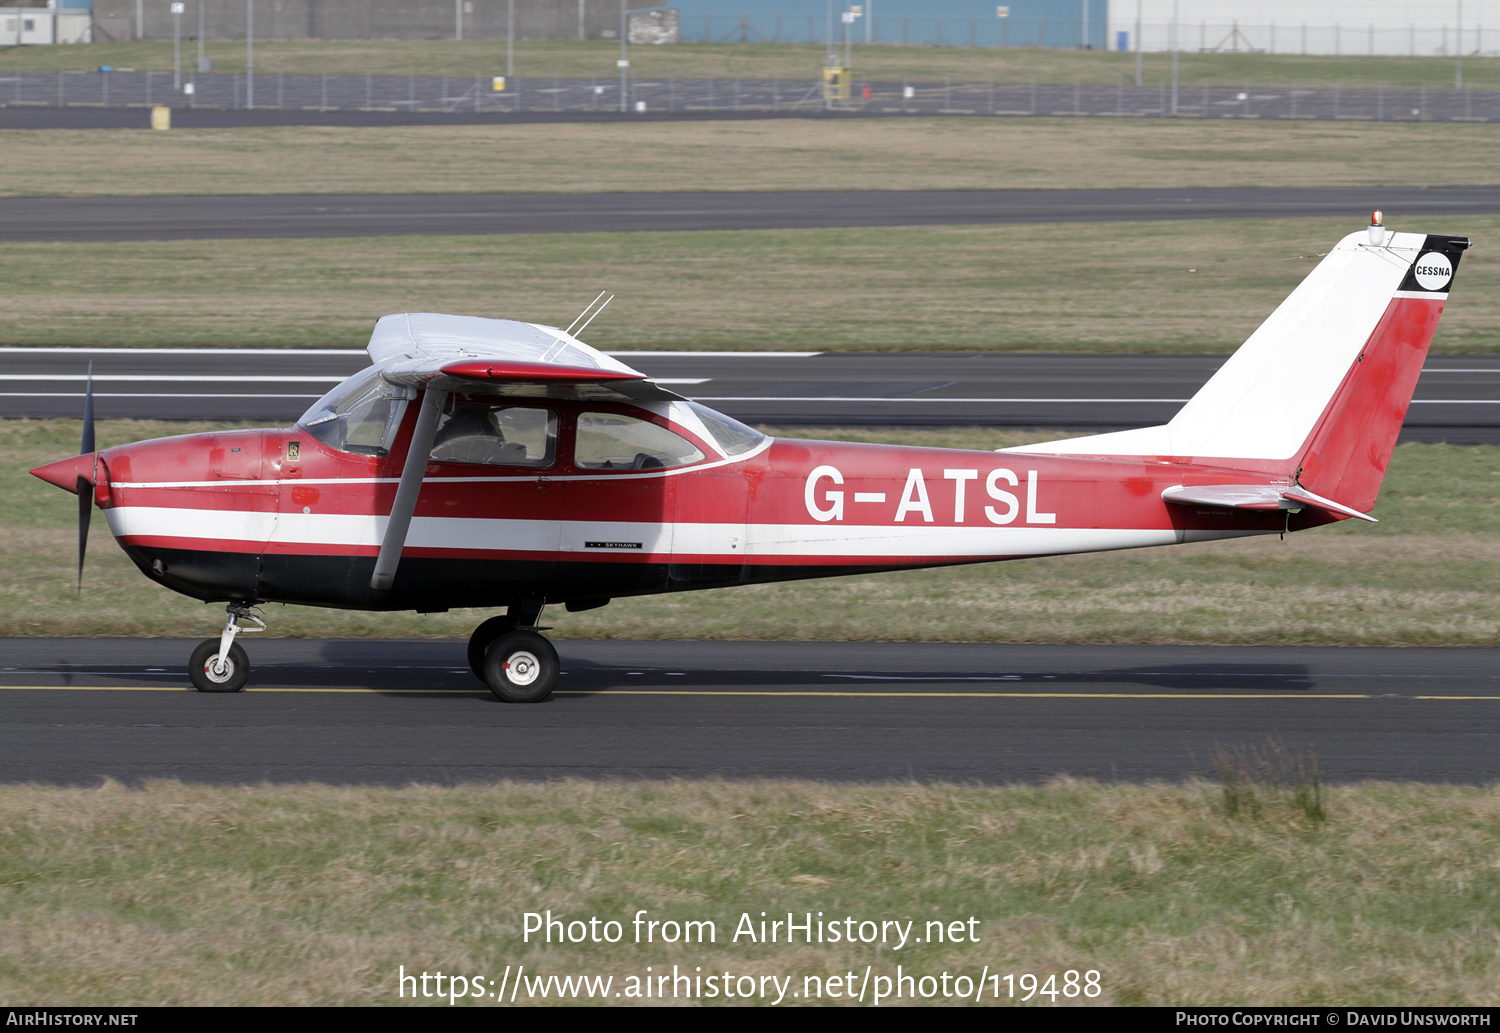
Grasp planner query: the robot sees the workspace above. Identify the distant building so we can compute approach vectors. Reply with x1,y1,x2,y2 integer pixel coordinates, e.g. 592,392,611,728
1107,1,1497,56
10,0,1488,56
2,1,91,44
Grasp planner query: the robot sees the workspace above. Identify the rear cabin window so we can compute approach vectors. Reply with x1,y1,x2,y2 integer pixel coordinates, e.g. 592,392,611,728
574,412,705,470
430,403,556,468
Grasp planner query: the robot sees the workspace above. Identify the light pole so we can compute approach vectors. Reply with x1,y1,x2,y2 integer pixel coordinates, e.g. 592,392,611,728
507,0,514,77
1082,0,1088,49
172,3,184,89
1456,0,1463,90
1134,0,1142,85
198,0,205,73
619,5,667,113
1170,0,1179,114
246,0,254,109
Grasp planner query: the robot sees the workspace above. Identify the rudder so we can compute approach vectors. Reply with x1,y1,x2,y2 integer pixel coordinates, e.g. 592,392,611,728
1294,233,1469,511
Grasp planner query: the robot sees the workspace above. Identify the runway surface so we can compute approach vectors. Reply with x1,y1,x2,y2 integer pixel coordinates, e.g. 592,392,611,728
6,347,1499,442
2,639,1497,784
4,186,1499,242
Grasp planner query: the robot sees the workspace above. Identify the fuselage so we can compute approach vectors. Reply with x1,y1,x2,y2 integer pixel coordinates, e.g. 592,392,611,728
64,393,1330,614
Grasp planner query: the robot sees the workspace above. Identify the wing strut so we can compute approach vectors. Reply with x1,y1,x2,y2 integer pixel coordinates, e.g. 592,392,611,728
370,388,448,592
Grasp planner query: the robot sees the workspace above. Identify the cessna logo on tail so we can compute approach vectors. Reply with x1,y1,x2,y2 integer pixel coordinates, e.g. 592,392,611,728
1413,253,1453,291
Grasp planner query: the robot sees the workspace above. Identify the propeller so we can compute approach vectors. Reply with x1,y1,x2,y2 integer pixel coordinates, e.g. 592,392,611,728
76,362,95,592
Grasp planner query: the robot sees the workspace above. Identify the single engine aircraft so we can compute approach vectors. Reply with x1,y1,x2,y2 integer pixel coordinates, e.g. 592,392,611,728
31,215,1469,703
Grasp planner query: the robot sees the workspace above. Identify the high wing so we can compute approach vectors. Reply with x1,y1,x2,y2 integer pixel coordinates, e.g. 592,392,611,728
367,312,686,404
364,313,687,591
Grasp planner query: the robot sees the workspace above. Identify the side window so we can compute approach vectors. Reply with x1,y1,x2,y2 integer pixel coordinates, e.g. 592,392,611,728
430,403,557,467
574,412,706,471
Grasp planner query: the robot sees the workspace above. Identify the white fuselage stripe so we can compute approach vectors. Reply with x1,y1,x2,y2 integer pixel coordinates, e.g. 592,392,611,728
104,505,1212,559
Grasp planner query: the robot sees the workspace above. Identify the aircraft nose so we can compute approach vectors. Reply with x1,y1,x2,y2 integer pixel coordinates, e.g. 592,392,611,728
30,454,97,494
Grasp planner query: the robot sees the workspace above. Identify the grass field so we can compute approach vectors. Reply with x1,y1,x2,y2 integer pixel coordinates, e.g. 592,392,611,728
3,215,1497,353
1,778,1498,1006
7,419,1498,645
4,38,1497,90
4,118,1499,198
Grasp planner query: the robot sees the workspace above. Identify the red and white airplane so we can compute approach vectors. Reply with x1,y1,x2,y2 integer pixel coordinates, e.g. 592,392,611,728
32,215,1468,702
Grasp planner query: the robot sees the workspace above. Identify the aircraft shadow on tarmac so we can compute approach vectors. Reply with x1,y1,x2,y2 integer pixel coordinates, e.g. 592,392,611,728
7,649,1316,696
530,659,1320,695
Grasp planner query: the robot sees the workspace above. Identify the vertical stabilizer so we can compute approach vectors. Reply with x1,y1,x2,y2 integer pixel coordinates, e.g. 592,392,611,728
1016,228,1471,515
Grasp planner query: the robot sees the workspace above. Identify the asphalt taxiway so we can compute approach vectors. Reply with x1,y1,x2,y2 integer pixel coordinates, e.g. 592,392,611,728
3,186,1498,242
2,639,1497,785
5,348,1499,442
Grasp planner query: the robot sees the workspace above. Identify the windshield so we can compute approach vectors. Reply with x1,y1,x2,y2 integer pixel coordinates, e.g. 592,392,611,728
298,367,411,457
686,402,766,457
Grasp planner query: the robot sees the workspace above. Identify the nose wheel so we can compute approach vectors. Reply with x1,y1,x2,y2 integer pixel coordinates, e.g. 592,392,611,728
189,639,249,692
189,603,264,693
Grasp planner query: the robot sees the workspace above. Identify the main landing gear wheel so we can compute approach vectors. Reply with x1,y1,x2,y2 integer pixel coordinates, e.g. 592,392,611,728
189,639,249,693
467,615,516,681
482,630,559,704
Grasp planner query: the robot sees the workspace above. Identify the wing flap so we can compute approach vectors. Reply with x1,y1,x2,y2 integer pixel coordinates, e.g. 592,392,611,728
1162,483,1377,522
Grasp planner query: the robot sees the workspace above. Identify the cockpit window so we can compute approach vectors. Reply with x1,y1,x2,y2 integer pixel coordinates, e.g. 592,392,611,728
574,412,705,471
298,367,411,457
685,402,766,457
430,403,556,467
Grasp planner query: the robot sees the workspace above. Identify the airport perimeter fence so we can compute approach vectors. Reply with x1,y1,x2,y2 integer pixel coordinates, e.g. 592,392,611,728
694,15,1495,57
3,68,1499,123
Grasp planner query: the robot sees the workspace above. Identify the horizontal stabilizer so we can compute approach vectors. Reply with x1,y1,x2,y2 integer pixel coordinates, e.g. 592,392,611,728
1162,483,1377,522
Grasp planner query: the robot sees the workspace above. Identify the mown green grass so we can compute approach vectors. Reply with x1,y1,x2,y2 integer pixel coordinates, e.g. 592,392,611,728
9,119,1497,198
3,216,1498,352
5,38,1497,90
7,420,1498,645
0,778,1497,1005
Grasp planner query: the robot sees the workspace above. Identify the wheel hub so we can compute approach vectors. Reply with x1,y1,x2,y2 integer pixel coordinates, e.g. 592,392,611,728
503,651,541,686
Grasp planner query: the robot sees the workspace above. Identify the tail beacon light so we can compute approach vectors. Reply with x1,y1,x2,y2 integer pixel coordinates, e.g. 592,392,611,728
1368,209,1385,246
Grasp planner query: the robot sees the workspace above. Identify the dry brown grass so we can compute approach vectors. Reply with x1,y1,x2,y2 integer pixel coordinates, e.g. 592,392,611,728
1,778,1498,1005
4,215,1499,352
3,119,1498,197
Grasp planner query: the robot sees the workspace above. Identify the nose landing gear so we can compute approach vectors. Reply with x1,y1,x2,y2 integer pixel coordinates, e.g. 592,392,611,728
189,604,265,693
467,598,559,703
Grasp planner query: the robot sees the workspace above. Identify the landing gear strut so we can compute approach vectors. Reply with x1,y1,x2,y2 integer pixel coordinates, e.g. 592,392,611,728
468,599,558,703
189,604,264,693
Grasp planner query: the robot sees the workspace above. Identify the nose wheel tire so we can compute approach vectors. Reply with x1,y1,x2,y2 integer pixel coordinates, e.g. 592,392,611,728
482,630,559,703
189,639,250,693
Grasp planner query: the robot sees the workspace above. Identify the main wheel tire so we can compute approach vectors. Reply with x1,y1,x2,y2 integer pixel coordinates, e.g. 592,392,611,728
482,630,559,703
189,639,250,693
467,615,516,681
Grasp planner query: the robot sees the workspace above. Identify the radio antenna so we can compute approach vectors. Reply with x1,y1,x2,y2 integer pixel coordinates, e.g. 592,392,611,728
570,293,613,339
565,291,609,336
